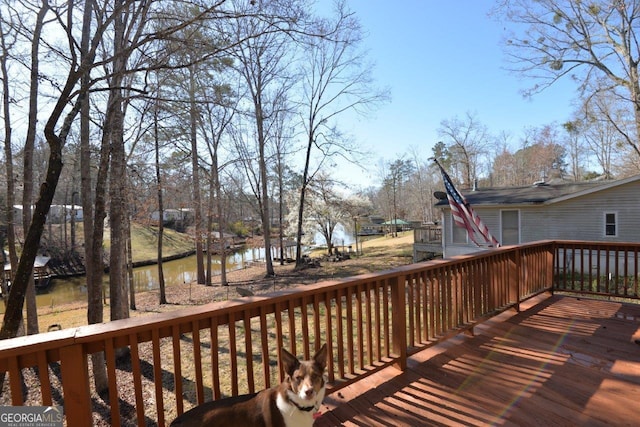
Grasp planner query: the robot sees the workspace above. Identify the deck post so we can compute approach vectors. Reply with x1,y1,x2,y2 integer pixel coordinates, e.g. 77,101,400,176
510,250,521,312
548,243,556,294
391,273,407,371
60,343,92,426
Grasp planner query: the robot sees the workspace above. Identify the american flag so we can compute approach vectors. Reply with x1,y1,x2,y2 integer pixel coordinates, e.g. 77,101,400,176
434,159,500,248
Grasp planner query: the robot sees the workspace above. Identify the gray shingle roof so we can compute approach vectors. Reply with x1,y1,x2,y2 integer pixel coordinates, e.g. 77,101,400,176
435,175,640,207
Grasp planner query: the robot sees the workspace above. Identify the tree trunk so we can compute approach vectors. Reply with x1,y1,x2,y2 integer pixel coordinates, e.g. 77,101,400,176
21,2,48,336
86,110,110,394
0,232,6,302
628,66,640,158
214,159,227,286
108,97,130,321
108,2,129,323
75,0,107,394
154,104,167,304
206,178,213,286
294,133,314,269
127,214,135,310
0,12,19,318
0,110,65,340
189,70,205,285
257,115,274,277
277,157,284,265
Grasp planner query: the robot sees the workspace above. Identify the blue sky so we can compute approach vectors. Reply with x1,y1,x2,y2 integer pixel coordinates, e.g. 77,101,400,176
333,0,579,188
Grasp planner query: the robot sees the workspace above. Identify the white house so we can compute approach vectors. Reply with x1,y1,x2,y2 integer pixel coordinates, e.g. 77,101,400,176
13,204,83,224
433,175,640,258
151,208,193,223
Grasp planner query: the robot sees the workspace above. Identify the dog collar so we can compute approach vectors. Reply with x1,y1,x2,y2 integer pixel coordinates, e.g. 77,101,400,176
290,400,316,412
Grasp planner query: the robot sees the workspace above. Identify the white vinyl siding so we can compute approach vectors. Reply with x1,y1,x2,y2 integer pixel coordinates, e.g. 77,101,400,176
520,183,639,242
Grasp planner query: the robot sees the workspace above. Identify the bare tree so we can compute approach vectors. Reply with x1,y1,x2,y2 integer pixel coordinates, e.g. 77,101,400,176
488,124,569,187
562,120,586,181
105,0,132,323
0,7,18,305
380,158,414,237
0,0,241,337
580,89,636,178
303,173,368,256
438,112,490,188
199,80,237,286
187,64,207,285
497,0,640,158
487,132,515,187
230,0,305,277
17,1,49,335
153,99,168,303
393,146,443,224
0,0,99,339
491,146,518,187
157,2,257,284
76,0,109,393
293,0,389,268
270,96,296,266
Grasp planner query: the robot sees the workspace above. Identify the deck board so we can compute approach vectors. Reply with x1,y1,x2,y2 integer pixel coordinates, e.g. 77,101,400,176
315,294,640,426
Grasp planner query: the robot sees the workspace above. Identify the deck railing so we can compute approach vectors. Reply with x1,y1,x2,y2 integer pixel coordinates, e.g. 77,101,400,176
413,225,442,243
554,241,640,299
0,240,637,426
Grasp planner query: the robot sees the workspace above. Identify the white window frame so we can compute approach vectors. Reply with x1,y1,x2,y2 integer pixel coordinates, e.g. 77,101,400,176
604,211,617,237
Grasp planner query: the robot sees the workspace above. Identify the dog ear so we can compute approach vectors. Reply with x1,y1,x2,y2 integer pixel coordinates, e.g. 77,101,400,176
280,347,300,377
313,343,328,372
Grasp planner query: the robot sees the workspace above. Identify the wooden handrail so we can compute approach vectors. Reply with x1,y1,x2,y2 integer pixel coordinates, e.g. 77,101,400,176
0,240,637,426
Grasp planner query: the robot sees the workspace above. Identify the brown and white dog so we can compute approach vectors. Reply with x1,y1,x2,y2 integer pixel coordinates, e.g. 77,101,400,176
171,343,328,427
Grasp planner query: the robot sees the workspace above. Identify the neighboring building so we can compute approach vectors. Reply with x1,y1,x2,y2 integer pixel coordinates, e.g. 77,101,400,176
150,208,194,232
14,204,83,224
432,175,640,258
381,218,414,233
358,215,386,236
151,208,193,224
50,205,84,223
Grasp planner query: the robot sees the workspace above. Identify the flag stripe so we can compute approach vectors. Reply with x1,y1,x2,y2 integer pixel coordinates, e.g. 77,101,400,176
436,161,500,248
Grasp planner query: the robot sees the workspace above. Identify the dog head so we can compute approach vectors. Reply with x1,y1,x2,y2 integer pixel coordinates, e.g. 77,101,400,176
281,344,327,404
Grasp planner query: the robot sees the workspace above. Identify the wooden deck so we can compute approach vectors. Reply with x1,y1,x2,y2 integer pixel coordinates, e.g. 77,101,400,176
316,294,640,427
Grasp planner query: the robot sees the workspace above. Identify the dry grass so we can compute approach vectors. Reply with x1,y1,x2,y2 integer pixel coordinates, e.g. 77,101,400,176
105,223,195,262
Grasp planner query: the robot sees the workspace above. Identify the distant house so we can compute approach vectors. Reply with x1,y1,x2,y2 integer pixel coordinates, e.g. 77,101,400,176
13,204,83,224
151,208,193,224
432,175,640,258
50,205,83,223
380,219,412,234
357,215,386,236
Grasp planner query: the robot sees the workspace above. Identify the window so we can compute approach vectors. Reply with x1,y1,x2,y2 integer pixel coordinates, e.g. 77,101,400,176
501,210,520,246
605,212,617,237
